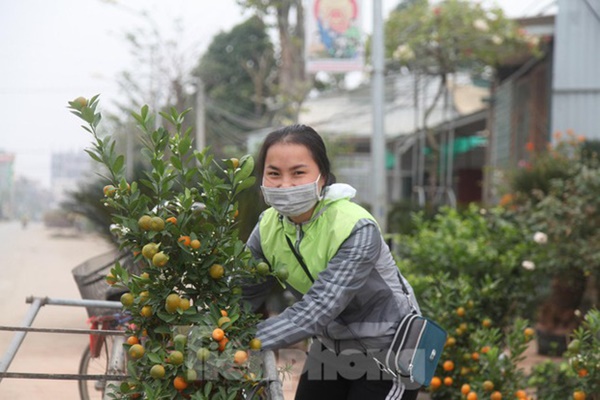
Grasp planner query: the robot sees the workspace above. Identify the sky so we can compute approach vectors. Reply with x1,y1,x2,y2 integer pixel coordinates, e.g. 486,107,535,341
0,0,551,189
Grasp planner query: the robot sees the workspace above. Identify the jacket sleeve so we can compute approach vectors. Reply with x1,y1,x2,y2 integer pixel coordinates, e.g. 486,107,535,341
255,219,381,350
241,221,277,313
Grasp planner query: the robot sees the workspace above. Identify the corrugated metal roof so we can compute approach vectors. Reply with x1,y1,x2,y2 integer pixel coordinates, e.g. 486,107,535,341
551,0,600,139
298,73,489,139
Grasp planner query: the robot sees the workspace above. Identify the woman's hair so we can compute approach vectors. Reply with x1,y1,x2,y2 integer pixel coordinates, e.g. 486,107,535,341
257,124,336,185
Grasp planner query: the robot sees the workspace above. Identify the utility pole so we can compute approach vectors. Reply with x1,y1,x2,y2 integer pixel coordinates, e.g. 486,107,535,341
371,0,387,233
195,79,206,151
126,130,134,181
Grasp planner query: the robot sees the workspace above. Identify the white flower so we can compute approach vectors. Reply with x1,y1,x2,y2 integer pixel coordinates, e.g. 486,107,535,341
533,231,548,244
393,44,414,61
473,19,489,32
109,223,128,237
522,260,535,270
527,35,540,48
491,35,503,45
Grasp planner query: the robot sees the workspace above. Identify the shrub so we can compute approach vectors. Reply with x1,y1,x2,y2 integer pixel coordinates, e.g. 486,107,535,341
503,133,600,336
422,276,533,400
396,204,542,325
528,308,600,400
393,204,541,398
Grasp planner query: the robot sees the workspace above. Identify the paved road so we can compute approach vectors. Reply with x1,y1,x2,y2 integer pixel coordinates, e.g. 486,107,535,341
0,221,114,399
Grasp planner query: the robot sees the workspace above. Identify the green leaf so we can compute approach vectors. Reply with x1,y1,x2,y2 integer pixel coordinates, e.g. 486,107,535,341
170,156,182,170
234,156,254,182
154,325,172,335
204,381,213,398
151,159,165,175
147,352,163,364
84,149,103,163
81,106,96,124
179,135,192,155
113,155,125,175
127,361,138,379
234,176,256,195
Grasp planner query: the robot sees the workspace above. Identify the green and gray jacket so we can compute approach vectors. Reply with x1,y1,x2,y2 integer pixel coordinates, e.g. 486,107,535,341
244,183,420,352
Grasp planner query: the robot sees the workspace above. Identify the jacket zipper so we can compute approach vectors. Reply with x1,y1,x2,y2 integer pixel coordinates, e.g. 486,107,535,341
294,223,303,252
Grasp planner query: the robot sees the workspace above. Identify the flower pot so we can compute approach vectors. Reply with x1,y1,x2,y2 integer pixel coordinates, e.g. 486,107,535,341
535,328,568,356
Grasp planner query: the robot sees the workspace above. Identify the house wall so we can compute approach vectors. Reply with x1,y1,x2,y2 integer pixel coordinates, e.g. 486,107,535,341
513,62,551,162
491,83,513,170
552,0,600,139
334,153,372,206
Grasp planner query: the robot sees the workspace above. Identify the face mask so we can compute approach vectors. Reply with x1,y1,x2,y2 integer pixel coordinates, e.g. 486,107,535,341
261,175,322,218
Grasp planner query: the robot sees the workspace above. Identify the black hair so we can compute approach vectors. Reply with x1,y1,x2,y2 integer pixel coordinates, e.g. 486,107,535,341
257,124,336,185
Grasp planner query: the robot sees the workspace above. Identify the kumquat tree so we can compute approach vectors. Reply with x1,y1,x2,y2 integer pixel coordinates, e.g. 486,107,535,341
68,95,272,400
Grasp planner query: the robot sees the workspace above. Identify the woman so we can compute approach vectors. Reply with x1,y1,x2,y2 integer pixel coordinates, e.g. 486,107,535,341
243,124,421,400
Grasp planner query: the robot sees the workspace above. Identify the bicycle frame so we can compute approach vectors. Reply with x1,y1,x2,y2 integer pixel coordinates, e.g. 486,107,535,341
0,296,125,397
80,312,131,400
0,296,285,400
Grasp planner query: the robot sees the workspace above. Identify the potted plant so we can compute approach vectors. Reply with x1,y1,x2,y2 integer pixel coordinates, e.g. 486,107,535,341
502,131,600,355
68,96,272,399
528,308,600,400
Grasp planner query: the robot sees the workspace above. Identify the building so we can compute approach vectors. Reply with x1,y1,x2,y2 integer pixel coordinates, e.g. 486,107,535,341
50,151,94,206
485,0,600,203
298,73,489,207
0,152,15,219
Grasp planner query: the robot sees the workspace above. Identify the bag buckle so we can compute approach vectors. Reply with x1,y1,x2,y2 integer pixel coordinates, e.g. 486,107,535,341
373,357,397,378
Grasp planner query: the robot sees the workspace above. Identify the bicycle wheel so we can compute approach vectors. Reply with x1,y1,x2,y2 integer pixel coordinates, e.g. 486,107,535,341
78,336,113,400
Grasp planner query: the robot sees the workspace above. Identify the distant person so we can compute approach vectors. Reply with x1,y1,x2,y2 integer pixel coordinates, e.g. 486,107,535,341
243,124,421,400
21,215,29,229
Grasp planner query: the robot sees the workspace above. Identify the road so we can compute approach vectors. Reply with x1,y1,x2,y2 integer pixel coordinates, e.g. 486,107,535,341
0,221,114,399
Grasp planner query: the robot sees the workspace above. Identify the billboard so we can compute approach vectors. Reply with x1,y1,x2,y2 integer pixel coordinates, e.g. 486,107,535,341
305,0,365,73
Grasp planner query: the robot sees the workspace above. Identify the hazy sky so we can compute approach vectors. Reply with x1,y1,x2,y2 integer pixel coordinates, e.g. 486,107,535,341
0,0,550,189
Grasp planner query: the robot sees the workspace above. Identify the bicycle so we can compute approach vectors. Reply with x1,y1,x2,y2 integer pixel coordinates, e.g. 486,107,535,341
78,312,131,400
72,250,137,400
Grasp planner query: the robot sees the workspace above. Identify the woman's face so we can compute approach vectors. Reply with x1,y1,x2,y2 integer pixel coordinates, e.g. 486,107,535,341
263,142,324,189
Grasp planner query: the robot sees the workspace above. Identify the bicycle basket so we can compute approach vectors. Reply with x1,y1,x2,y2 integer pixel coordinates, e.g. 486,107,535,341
72,249,138,317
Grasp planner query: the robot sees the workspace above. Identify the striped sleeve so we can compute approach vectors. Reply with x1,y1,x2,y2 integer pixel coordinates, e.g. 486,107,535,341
255,219,380,350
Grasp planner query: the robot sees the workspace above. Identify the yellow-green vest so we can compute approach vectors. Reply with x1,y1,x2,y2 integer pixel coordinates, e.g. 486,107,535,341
259,198,376,294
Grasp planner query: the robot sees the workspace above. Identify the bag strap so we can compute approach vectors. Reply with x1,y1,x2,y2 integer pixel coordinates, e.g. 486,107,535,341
397,271,419,315
284,235,315,283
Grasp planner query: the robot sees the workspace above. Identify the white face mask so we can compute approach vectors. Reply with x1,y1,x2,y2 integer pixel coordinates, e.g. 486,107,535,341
261,174,322,218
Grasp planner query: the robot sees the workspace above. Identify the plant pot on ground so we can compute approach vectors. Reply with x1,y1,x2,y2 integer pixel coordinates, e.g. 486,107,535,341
535,270,586,356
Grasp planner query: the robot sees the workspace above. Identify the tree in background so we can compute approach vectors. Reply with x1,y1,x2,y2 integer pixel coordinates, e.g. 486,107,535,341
385,0,539,200
195,16,276,157
237,0,310,123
